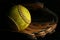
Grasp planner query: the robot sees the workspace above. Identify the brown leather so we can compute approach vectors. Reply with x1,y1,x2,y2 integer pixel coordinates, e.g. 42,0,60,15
21,3,58,38
22,22,57,37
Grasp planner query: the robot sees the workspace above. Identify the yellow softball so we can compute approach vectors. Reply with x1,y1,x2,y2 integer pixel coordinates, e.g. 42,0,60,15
8,5,31,31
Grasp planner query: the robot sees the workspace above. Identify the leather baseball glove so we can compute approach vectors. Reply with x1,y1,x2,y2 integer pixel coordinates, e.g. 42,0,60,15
21,2,58,39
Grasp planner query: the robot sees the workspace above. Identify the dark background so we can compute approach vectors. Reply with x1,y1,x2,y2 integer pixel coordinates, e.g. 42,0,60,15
0,0,60,40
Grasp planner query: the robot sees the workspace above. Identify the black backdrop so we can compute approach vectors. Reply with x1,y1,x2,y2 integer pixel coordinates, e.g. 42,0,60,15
0,0,60,40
